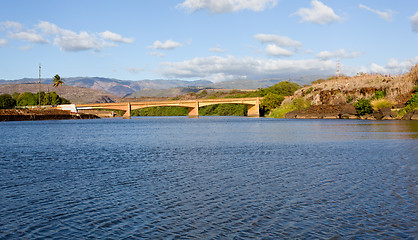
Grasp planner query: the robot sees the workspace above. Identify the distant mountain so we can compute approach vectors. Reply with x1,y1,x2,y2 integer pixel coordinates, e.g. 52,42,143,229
0,75,327,98
0,78,212,97
127,87,205,98
0,83,119,104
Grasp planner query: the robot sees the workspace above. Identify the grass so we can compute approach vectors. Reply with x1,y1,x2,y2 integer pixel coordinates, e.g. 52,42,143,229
370,98,393,111
269,97,310,118
294,64,418,104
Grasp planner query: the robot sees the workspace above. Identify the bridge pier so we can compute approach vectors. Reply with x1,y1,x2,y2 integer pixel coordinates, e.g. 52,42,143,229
123,102,131,119
188,100,199,118
247,97,260,117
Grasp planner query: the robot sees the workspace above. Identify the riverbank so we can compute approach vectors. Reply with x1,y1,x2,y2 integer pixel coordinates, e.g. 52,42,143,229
284,104,418,120
0,109,99,121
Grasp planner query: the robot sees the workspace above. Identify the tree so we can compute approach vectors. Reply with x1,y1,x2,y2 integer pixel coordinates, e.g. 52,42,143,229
260,93,285,112
16,92,38,106
0,94,16,109
53,74,64,88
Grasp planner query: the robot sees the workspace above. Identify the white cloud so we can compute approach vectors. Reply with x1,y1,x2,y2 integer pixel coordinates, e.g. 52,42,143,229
8,31,50,44
54,31,115,52
209,45,227,53
178,0,278,13
149,52,166,57
37,21,63,35
148,40,183,50
0,21,23,31
254,34,302,49
359,4,394,22
1,21,133,52
158,55,336,82
411,12,418,33
316,49,363,60
0,38,8,47
370,57,418,75
101,30,134,43
265,44,293,57
126,67,144,74
293,0,341,24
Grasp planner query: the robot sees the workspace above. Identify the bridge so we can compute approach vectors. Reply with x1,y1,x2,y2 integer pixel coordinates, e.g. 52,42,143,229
73,97,261,119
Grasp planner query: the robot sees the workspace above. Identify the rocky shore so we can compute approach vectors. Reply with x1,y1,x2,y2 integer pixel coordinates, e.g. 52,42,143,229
0,109,99,122
284,105,418,120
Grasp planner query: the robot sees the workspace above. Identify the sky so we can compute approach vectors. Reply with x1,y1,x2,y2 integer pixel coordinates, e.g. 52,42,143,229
0,0,417,82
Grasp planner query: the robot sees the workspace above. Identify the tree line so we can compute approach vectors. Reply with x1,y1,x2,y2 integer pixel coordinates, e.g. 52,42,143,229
0,92,70,109
0,74,69,109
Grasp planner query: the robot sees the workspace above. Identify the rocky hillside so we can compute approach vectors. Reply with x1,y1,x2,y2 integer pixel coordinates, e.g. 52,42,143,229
0,84,119,104
289,65,418,106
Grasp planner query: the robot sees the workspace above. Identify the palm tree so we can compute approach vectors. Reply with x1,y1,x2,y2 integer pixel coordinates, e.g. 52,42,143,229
53,74,64,88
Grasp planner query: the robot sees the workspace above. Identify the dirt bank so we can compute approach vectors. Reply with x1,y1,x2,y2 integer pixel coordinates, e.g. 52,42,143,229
0,109,99,122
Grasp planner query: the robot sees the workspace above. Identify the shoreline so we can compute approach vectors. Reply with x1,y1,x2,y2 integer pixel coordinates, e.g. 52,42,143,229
0,109,99,122
1,107,417,122
283,104,418,120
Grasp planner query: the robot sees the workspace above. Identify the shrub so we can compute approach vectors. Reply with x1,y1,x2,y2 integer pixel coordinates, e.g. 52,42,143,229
370,99,393,111
405,93,418,107
264,81,301,96
397,91,418,117
371,90,386,100
260,93,285,112
0,94,16,109
354,99,373,115
346,96,354,104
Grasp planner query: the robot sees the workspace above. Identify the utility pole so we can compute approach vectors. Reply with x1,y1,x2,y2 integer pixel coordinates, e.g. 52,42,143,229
38,63,41,109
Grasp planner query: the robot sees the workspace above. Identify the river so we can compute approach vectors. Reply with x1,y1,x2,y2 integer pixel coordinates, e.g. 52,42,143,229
0,117,417,239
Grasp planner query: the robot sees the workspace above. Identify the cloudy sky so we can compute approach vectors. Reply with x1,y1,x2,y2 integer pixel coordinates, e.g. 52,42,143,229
0,0,417,82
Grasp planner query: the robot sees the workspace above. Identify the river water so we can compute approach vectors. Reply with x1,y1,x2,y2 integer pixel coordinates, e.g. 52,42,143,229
0,117,417,239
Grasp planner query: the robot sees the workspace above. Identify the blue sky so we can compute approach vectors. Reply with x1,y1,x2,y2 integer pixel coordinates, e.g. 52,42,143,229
0,0,417,82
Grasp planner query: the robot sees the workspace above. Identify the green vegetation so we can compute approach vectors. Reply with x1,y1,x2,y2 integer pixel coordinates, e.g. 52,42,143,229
260,93,285,112
371,90,386,100
0,92,70,108
354,99,373,115
200,104,247,116
0,94,16,109
131,104,248,117
132,107,188,116
397,89,418,117
346,95,354,104
269,97,310,118
222,81,300,115
16,92,39,106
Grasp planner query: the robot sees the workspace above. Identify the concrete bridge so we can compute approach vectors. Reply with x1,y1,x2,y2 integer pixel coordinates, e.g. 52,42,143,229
74,97,261,119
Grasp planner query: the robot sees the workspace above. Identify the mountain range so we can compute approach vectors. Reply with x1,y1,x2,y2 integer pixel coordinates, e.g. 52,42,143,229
0,75,327,98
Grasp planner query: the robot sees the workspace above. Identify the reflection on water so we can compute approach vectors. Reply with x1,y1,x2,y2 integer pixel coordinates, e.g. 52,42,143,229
0,118,417,239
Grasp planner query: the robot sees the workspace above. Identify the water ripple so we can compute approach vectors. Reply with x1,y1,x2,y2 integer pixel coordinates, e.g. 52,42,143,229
0,118,416,239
